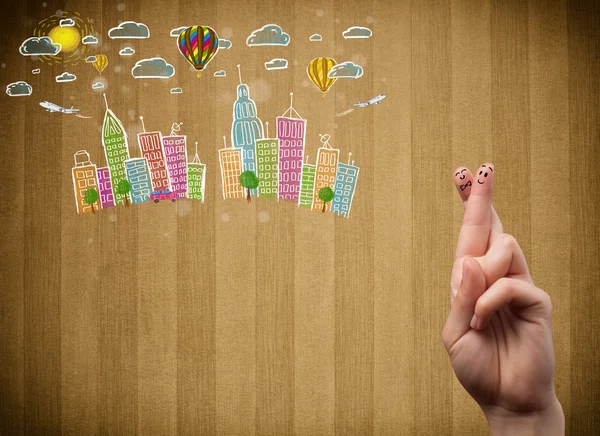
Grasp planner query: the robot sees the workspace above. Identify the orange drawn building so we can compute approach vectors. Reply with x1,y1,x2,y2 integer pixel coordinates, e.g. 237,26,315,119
218,136,244,199
312,134,340,212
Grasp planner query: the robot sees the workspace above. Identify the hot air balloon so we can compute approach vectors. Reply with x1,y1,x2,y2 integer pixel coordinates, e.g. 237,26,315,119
307,57,337,95
92,55,108,74
177,26,219,74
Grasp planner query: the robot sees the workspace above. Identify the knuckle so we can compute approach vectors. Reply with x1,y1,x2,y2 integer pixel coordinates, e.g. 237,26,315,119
500,233,518,249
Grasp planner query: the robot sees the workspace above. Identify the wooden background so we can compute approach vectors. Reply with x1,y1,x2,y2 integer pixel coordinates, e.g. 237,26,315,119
1,0,598,434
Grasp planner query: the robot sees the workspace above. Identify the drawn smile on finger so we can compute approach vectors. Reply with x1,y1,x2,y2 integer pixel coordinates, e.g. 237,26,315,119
454,168,467,180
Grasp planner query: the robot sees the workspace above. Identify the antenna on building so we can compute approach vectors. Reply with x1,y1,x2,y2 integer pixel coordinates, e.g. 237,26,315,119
171,122,182,136
191,141,201,164
103,93,108,109
319,133,331,149
237,64,242,85
348,151,352,164
265,121,269,138
139,116,146,133
282,91,303,119
223,135,229,148
305,154,308,164
352,160,355,165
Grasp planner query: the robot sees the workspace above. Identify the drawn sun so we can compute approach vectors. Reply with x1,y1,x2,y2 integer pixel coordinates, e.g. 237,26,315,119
33,11,96,66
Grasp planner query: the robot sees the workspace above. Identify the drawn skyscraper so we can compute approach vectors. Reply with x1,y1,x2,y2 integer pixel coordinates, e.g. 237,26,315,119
219,136,244,199
72,150,100,214
101,94,131,206
163,122,188,199
256,122,279,199
332,152,360,218
312,134,339,212
298,155,316,209
187,141,206,203
277,92,306,202
96,167,115,209
137,116,171,199
125,157,152,204
231,65,263,196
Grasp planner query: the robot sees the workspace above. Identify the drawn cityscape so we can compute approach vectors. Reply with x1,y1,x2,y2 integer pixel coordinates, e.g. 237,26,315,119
72,66,359,218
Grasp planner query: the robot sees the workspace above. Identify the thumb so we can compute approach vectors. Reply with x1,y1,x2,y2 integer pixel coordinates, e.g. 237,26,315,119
442,257,487,351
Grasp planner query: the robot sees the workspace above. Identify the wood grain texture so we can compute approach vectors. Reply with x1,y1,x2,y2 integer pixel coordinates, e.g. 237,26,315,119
0,0,598,435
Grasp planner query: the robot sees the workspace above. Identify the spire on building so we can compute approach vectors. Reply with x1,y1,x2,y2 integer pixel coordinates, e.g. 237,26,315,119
103,93,109,109
237,64,243,85
190,141,202,164
348,151,352,164
281,92,303,119
139,116,146,133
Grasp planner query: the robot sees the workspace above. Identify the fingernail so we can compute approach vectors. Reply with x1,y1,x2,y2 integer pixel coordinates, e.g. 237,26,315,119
470,314,477,329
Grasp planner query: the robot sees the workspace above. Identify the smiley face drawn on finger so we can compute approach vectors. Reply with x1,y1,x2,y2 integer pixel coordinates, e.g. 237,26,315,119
476,164,493,184
454,168,467,180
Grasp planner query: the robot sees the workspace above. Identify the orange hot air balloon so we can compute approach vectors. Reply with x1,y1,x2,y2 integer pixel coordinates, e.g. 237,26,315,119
92,55,108,74
307,57,337,94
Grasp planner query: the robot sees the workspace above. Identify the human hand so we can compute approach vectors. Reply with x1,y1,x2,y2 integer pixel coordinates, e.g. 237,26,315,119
442,164,564,435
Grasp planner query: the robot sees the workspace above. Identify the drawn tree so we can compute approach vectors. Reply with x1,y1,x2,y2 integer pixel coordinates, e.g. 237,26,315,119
115,179,131,206
239,170,259,203
318,186,335,213
83,187,99,214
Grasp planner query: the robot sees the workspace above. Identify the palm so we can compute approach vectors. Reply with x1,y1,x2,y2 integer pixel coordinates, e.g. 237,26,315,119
447,304,555,413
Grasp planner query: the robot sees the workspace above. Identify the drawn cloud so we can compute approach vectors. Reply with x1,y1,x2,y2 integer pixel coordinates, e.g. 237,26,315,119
170,87,183,94
82,35,98,45
32,68,41,74
19,36,61,56
60,18,75,27
328,61,363,79
108,21,150,39
309,33,322,42
6,81,32,97
92,82,104,89
342,26,372,39
246,24,290,46
85,55,97,63
169,26,188,37
56,72,77,82
218,39,232,49
213,70,226,77
131,57,175,79
264,58,288,70
119,47,135,56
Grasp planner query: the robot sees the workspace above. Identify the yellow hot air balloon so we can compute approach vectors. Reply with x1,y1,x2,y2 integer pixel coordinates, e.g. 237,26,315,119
307,57,337,95
93,55,108,74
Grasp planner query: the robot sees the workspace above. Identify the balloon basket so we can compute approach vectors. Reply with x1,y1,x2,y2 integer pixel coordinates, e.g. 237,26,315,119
322,93,327,99
196,72,202,78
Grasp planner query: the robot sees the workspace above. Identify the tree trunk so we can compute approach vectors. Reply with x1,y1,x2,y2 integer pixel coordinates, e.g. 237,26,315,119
124,195,130,207
247,188,251,203
322,202,326,213
91,203,95,214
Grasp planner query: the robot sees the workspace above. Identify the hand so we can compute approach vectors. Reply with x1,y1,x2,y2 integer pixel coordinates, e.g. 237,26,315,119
442,164,565,435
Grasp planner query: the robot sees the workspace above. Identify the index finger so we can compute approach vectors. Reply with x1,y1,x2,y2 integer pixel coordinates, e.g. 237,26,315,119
455,163,495,258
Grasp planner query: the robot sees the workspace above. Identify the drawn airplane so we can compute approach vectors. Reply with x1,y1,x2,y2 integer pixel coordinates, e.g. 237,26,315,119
39,101,91,118
354,94,387,108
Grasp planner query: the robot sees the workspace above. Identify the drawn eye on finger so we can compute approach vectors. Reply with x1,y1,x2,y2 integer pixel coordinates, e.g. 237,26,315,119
477,165,493,185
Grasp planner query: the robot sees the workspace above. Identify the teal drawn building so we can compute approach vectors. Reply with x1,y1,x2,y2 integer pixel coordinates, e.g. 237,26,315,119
125,157,152,204
231,65,263,196
101,94,131,206
331,155,359,218
298,159,316,209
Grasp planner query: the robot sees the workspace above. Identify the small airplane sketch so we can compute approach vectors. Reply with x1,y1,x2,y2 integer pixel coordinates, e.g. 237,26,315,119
354,94,386,108
40,101,91,118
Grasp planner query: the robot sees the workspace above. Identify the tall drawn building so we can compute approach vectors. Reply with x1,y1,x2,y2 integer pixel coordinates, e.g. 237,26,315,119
332,153,360,218
72,150,100,214
256,122,279,199
298,156,316,209
125,157,152,204
137,116,171,199
163,123,188,199
96,166,114,209
231,65,263,196
219,136,244,199
312,134,339,212
101,94,131,206
277,93,306,202
187,141,206,203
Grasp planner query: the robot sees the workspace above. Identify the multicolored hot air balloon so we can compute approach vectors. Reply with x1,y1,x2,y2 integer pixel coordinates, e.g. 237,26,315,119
177,26,219,73
92,55,108,74
307,57,337,95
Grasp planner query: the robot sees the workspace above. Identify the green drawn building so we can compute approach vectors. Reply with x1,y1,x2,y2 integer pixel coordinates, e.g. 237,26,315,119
298,160,316,208
101,95,131,206
256,131,279,198
187,145,206,203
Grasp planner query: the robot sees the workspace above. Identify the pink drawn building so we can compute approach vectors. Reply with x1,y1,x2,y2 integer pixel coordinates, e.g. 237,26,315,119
162,123,188,199
137,117,171,200
96,166,115,209
277,93,306,202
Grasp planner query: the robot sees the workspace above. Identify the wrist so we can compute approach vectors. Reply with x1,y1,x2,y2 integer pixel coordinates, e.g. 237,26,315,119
483,397,564,436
